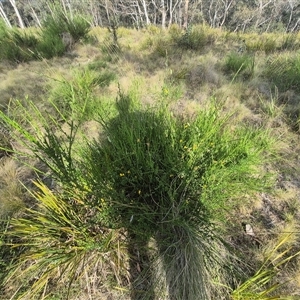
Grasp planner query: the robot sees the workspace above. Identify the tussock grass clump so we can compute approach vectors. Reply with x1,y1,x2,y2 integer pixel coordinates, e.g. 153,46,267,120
232,232,300,299
186,56,222,88
264,54,300,93
175,25,209,51
279,33,298,51
244,34,277,54
2,182,126,300
141,32,173,59
87,59,107,71
223,52,255,80
49,68,115,120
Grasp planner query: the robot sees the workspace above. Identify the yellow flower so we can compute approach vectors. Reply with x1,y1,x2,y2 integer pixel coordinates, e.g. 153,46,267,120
138,190,141,195
120,173,125,177
127,170,131,174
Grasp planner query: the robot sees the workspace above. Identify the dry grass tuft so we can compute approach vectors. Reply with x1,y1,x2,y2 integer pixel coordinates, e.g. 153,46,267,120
0,158,26,218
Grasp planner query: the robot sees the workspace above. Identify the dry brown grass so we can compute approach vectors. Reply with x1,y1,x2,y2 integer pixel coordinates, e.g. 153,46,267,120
0,63,47,109
0,158,26,217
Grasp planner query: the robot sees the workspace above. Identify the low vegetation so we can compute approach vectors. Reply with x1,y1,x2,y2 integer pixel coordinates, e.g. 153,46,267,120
0,17,300,300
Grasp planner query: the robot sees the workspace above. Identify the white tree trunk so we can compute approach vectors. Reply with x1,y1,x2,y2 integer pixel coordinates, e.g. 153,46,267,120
183,0,189,28
161,0,166,29
219,0,234,27
0,4,12,28
30,6,42,27
141,0,150,25
8,0,25,28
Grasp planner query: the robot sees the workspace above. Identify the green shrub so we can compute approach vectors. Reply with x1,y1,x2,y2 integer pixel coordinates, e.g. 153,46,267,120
176,25,208,51
0,22,38,62
168,23,182,40
0,92,274,299
42,12,90,43
63,14,90,43
83,95,273,298
0,12,91,62
36,12,90,59
36,32,65,59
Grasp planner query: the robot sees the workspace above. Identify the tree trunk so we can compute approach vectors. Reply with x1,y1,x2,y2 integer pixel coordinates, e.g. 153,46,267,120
0,4,12,28
141,0,150,26
30,6,42,27
8,0,25,28
177,0,182,27
183,0,189,28
105,0,111,24
135,1,144,27
161,0,166,29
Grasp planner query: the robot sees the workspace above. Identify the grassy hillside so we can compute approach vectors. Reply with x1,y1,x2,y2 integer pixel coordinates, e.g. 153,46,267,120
0,24,300,299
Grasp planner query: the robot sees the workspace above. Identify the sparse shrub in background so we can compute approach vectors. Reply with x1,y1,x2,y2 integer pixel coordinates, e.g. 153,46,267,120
0,20,38,63
175,25,208,51
141,32,173,60
0,11,91,62
168,23,182,41
263,38,277,54
264,54,300,93
244,35,277,54
87,59,107,71
223,52,255,80
37,12,90,59
100,22,123,63
279,33,298,51
147,24,161,35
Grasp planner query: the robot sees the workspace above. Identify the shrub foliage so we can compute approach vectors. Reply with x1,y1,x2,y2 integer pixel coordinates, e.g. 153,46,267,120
0,89,274,299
